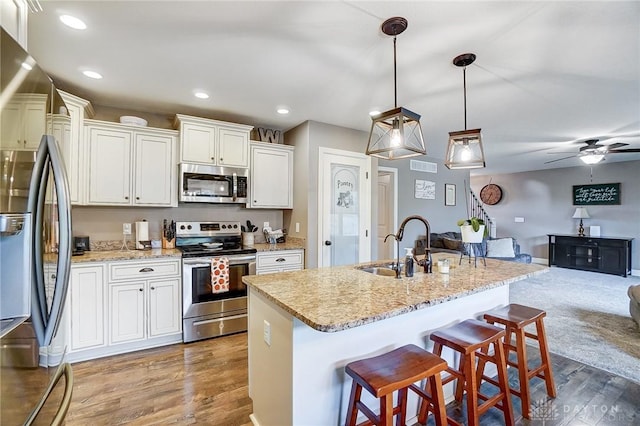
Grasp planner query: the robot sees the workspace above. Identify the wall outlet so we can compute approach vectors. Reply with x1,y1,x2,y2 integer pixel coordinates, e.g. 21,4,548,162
295,222,300,233
263,320,271,346
123,223,132,235
514,217,525,223
263,222,269,229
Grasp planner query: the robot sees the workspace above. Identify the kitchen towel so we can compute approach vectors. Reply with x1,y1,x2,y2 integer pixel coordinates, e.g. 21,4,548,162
210,257,230,294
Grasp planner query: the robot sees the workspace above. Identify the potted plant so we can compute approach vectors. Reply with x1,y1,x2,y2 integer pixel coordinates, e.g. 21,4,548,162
457,217,488,243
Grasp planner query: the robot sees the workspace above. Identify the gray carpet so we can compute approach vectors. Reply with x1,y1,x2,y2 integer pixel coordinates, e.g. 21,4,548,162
509,267,640,384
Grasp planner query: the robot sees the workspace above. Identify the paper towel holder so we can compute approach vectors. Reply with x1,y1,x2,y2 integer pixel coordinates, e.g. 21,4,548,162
135,220,151,250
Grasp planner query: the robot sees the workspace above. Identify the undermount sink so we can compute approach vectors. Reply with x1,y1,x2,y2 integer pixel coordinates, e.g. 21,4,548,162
357,265,398,277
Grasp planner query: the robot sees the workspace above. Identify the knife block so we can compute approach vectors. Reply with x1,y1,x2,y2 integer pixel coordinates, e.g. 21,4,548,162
162,237,175,249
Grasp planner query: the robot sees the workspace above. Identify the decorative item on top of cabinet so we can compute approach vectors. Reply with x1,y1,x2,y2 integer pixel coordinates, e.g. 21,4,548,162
174,114,253,168
0,93,47,150
256,249,304,274
249,141,294,209
84,119,178,207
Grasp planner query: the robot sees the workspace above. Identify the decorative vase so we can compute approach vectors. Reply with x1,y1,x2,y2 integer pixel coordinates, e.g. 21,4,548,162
460,225,485,243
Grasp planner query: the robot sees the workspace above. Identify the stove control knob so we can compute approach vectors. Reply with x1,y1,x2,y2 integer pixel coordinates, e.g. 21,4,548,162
222,224,227,229
233,224,238,228
187,225,192,230
180,225,185,230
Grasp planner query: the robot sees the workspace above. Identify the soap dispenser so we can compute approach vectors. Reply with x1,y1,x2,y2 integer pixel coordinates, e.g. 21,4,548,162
404,248,414,277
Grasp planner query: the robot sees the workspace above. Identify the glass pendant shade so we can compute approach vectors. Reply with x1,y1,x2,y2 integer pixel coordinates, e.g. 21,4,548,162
444,128,485,169
366,107,426,159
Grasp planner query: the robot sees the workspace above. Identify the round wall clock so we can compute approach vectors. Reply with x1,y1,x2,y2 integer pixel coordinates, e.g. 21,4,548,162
480,183,503,205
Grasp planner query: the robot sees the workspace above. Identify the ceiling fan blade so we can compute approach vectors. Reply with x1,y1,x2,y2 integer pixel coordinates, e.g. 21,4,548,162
606,142,629,150
607,148,640,153
544,155,576,164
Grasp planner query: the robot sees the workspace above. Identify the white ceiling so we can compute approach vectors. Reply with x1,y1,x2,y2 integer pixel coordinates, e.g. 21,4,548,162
26,1,640,176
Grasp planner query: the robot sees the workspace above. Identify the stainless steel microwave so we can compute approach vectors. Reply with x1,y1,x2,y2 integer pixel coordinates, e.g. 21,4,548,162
179,163,248,204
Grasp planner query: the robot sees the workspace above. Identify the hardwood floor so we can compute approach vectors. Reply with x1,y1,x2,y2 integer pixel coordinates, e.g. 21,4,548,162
60,333,639,425
65,333,252,425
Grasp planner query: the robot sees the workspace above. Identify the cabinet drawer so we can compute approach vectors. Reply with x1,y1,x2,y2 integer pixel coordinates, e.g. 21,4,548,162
109,259,180,282
257,250,303,269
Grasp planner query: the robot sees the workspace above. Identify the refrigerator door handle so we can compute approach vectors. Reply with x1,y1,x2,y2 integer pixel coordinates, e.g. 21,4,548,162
24,362,74,426
27,135,72,347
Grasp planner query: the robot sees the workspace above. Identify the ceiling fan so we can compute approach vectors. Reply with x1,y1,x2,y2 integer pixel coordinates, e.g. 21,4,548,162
545,138,640,165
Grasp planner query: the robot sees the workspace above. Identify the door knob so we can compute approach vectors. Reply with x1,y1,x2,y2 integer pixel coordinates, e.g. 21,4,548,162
324,240,332,246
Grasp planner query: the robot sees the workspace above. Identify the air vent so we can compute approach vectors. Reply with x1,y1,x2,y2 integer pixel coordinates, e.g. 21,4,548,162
410,160,437,173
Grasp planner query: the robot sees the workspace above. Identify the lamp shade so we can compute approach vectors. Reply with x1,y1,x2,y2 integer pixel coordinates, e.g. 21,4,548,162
444,128,485,169
579,152,605,164
366,107,426,159
572,207,590,219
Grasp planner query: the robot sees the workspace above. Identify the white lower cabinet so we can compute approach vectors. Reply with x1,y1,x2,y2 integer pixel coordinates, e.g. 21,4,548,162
65,258,181,363
108,259,181,345
70,264,106,351
256,249,304,274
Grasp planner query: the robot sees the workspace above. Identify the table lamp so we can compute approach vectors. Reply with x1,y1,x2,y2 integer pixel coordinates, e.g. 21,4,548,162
572,207,590,237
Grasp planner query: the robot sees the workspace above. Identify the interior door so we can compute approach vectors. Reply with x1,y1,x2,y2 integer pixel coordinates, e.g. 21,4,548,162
377,167,397,261
318,148,371,267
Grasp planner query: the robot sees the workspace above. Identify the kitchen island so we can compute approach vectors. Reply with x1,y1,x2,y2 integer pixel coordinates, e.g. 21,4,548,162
243,254,548,426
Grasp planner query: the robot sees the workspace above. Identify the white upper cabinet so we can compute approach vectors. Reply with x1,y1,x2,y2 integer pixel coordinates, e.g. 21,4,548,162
1,93,47,150
85,120,178,207
174,114,252,167
249,141,294,209
58,90,94,205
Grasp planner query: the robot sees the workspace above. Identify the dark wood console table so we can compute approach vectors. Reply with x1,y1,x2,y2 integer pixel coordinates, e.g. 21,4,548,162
548,234,633,277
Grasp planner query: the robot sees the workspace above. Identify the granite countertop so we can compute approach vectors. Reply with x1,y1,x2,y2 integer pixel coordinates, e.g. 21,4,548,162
253,237,305,252
243,253,549,333
69,248,182,263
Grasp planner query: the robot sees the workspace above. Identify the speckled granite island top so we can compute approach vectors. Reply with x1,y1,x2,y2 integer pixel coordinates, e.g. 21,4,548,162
243,253,548,333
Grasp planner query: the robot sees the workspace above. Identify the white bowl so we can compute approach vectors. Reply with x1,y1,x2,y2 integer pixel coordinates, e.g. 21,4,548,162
119,116,148,127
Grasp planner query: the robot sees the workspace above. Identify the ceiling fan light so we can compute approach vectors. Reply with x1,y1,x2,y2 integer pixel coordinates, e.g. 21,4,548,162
366,107,426,159
444,128,485,169
579,152,605,164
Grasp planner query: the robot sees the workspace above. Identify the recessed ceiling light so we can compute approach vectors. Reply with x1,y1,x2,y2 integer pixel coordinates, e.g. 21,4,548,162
277,107,290,115
369,110,381,116
21,62,33,71
60,15,87,30
82,70,103,79
194,92,209,99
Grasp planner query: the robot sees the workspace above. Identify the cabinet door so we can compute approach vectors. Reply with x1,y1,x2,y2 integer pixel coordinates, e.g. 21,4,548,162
87,126,132,205
181,122,216,164
70,265,106,351
134,132,175,206
0,102,22,149
109,281,145,344
218,127,249,167
22,100,47,150
599,245,625,275
58,94,87,205
250,144,293,208
148,278,181,337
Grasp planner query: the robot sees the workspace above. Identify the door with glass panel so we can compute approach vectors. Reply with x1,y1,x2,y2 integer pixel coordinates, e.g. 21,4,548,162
318,148,371,267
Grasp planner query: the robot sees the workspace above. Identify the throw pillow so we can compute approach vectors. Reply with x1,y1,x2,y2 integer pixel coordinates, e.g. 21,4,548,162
486,238,515,258
431,238,444,249
442,237,463,251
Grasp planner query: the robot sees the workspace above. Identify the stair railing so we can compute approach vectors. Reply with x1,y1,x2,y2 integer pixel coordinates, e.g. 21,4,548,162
469,188,495,237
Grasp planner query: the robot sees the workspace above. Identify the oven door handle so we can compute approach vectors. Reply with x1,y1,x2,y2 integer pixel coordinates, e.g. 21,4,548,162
228,255,257,263
182,259,213,267
232,173,237,201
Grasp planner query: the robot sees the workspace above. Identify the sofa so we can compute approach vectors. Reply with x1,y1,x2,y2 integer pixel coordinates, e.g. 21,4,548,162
415,232,532,264
629,285,640,327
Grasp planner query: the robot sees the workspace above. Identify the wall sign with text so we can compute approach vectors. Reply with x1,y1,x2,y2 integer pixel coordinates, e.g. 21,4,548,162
573,183,620,205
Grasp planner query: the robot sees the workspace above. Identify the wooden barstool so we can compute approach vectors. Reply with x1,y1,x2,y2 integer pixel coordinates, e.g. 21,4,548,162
482,304,556,419
345,344,449,426
427,319,514,426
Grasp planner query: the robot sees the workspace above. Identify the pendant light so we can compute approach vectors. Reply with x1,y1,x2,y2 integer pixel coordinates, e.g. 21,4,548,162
365,17,426,160
444,53,485,169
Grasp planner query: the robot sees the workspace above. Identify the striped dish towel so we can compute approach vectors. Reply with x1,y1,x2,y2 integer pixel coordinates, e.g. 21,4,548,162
210,257,230,293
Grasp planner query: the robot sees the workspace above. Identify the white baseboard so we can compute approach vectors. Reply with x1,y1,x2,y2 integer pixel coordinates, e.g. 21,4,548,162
532,257,548,265
632,269,639,277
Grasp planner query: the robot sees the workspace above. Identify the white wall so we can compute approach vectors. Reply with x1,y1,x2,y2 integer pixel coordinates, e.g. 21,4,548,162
471,160,640,268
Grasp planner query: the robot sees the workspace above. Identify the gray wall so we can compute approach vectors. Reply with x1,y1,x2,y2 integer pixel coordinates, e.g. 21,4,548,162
471,160,640,269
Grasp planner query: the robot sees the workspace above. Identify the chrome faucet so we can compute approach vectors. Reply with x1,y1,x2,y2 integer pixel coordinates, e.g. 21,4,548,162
390,215,433,276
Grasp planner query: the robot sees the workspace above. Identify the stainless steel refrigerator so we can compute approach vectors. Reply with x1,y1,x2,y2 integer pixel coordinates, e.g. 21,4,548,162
1,27,73,424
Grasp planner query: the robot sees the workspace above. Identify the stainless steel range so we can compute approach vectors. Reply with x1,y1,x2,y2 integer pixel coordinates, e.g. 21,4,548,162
176,221,256,343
